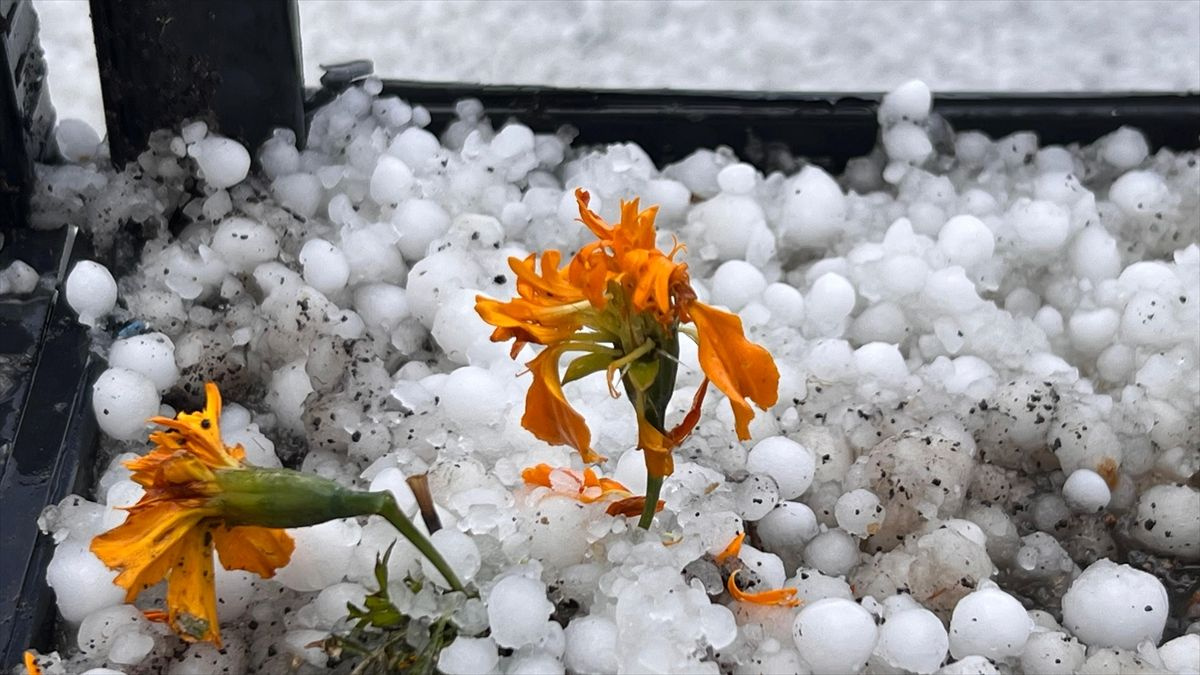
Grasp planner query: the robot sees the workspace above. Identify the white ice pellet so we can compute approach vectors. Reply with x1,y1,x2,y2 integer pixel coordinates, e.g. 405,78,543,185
879,79,933,124
745,436,815,500
299,238,351,295
1009,199,1071,251
0,259,38,294
806,272,857,330
421,528,482,588
1109,170,1170,218
876,607,949,674
883,122,934,165
92,367,161,441
948,584,1033,659
369,155,415,206
107,631,154,666
563,615,620,675
1019,630,1085,675
937,215,995,268
274,519,361,592
1159,634,1200,675
792,598,878,674
835,489,885,537
1100,127,1150,171
389,126,441,169
733,475,780,521
354,283,409,333
779,166,847,247
266,360,313,433
853,342,908,385
757,502,820,551
433,288,508,365
405,249,483,327
1129,484,1200,560
439,365,508,428
1062,468,1111,513
191,136,251,189
272,172,323,218
736,543,787,589
1062,560,1169,649
804,528,859,577
762,282,805,326
938,655,1000,675
66,260,118,327
439,636,499,675
709,260,767,311
46,540,124,623
1067,308,1121,355
313,582,369,627
56,118,102,163
211,217,280,273
506,652,565,675
1069,226,1122,282
77,604,144,656
488,575,554,649
717,163,757,195
108,332,178,393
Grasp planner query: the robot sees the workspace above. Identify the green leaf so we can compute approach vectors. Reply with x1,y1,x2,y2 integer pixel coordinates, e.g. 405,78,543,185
625,359,660,393
562,352,613,385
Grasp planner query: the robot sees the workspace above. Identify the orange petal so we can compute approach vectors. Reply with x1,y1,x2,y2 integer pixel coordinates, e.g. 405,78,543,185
637,413,675,478
165,527,221,644
668,379,710,445
687,302,779,440
605,496,665,518
520,463,555,488
523,346,601,464
575,188,613,241
23,651,40,675
727,570,802,608
91,500,212,601
212,525,294,578
715,531,746,564
149,382,242,469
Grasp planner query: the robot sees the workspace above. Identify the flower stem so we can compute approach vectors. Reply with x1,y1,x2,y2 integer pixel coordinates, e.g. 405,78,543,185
638,474,663,530
374,494,469,594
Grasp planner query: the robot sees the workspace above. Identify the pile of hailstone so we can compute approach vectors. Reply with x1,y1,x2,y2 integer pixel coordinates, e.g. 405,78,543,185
24,78,1199,674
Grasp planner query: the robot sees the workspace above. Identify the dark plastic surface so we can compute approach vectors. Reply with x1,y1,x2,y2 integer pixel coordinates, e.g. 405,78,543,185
1,0,56,230
89,0,306,167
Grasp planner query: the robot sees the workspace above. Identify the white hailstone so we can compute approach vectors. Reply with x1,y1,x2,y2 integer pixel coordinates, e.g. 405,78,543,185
876,607,949,674
1121,291,1177,347
169,639,246,675
1009,199,1071,251
938,655,1000,674
108,332,179,393
66,260,118,327
299,238,350,295
745,436,816,500
369,155,415,206
0,259,38,294
879,80,932,124
488,575,553,649
389,126,441,169
1158,634,1200,675
1130,484,1200,560
733,474,780,521
709,260,767,311
314,582,369,627
1034,306,1064,337
835,489,886,537
526,496,592,568
1069,226,1122,282
1109,170,1170,218
421,529,481,588
762,283,805,326
793,598,879,674
439,365,507,428
439,637,499,675
806,272,857,328
804,529,859,577
737,543,787,589
1099,127,1149,170
214,564,257,620
1097,344,1135,382
853,342,908,385
851,302,908,345
282,629,329,667
272,172,323,218
102,480,144,528
507,652,565,675
46,540,125,622
274,519,361,592
56,118,102,162
211,217,280,273
937,215,995,268
883,122,933,164
354,283,409,333
405,249,483,327
717,163,757,194
367,467,419,517
779,165,847,247
77,603,144,655
224,423,279,468
922,266,982,314
92,367,160,441
1063,560,1169,649
949,585,1033,659
266,360,313,433
432,288,509,366
107,631,155,666
791,568,853,605
563,615,620,675
1067,308,1120,355
758,502,820,550
191,136,251,189
1062,469,1111,513
1019,630,1085,675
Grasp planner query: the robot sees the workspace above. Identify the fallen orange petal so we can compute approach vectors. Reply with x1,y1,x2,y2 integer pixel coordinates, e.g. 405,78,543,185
23,651,40,675
715,531,746,564
727,570,802,608
605,496,665,518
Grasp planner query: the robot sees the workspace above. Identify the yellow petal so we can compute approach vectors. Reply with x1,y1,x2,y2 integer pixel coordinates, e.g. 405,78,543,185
637,413,675,478
688,302,779,439
149,382,242,469
523,346,601,464
165,527,221,644
212,525,295,578
91,500,211,601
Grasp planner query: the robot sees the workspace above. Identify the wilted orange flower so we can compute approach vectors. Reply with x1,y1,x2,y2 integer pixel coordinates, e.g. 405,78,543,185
91,383,294,645
476,189,779,527
717,532,801,608
520,462,664,517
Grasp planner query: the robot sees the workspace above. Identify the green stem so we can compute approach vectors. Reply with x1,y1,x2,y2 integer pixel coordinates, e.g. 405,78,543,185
638,474,663,530
375,494,469,595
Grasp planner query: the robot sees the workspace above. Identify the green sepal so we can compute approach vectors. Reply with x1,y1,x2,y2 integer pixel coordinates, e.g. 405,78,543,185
625,358,660,393
562,352,614,385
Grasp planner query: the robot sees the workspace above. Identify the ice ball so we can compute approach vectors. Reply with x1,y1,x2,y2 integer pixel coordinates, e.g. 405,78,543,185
804,528,859,577
792,598,878,673
92,367,160,441
66,261,118,327
876,607,948,674
949,585,1033,659
369,155,414,205
1158,634,1200,675
488,575,553,649
835,489,886,537
1009,199,1070,251
440,366,507,428
46,540,125,623
1109,170,1169,219
108,332,178,394
1129,484,1200,560
1099,127,1149,170
879,80,932,124
438,636,499,675
421,529,481,589
274,519,361,591
211,217,280,273
807,273,856,329
563,615,619,675
745,436,816,500
192,136,250,189
1061,469,1111,513
710,260,767,311
1019,630,1085,675
938,215,995,268
1062,559,1169,648
299,238,350,295
780,166,847,247
393,199,453,261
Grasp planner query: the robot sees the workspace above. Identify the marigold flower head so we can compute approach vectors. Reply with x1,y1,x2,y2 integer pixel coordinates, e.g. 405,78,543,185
476,189,779,491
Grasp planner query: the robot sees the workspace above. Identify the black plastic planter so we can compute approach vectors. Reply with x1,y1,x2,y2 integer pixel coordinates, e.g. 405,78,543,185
3,1,1200,669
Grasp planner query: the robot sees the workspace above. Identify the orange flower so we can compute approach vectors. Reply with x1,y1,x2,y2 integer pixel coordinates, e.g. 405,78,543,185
717,532,801,608
520,462,664,517
475,189,779,474
91,383,294,645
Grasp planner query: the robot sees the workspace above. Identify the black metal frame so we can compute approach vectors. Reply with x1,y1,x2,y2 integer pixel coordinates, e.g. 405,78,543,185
1,0,1199,667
